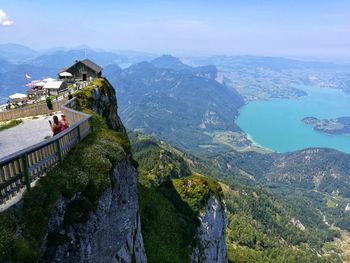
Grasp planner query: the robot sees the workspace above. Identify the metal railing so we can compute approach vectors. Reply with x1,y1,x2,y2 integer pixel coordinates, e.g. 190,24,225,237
0,97,91,208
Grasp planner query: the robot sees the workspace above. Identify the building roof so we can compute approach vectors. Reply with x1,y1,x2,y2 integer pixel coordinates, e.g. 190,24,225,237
44,80,65,90
65,58,103,73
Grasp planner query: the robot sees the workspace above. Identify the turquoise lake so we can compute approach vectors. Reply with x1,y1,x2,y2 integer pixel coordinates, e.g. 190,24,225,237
236,85,350,153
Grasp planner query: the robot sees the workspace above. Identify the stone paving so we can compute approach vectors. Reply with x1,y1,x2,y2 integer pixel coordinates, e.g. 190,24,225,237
0,112,61,159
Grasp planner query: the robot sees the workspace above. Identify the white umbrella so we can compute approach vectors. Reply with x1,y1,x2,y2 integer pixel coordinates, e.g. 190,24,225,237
9,93,27,99
26,80,41,88
34,81,46,87
43,77,56,82
59,72,72,77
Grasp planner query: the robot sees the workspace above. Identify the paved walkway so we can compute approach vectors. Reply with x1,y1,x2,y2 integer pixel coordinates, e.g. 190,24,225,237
0,113,61,159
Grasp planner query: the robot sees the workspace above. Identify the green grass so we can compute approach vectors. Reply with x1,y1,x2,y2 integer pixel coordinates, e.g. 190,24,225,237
171,174,223,214
138,173,223,263
0,119,23,131
138,184,197,263
130,132,191,187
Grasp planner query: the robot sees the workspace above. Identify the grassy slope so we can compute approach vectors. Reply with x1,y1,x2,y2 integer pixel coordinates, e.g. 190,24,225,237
0,79,131,262
138,175,223,263
130,132,191,186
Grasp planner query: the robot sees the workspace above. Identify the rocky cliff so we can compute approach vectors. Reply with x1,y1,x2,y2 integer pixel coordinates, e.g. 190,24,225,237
191,195,228,263
40,78,146,262
0,78,147,263
41,159,146,263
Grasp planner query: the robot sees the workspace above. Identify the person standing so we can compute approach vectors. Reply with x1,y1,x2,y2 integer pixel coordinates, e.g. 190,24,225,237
46,94,54,115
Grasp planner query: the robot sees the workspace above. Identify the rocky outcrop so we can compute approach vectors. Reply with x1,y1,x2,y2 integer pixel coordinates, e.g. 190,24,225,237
290,218,306,231
90,78,127,134
41,159,147,263
191,195,228,263
39,78,146,262
345,203,350,212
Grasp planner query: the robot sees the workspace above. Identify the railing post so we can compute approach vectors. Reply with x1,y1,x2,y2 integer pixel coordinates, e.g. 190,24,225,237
21,154,31,191
55,140,62,163
77,125,81,142
89,118,93,133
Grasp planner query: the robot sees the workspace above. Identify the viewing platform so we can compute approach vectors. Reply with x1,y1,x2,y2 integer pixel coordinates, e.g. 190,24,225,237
0,59,105,211
0,87,92,211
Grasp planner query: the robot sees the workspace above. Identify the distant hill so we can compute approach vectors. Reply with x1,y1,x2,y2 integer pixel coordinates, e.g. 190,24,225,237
0,62,56,102
31,49,128,69
225,148,350,197
0,43,38,63
189,55,350,72
186,55,350,101
106,56,244,152
103,64,122,77
151,55,220,81
151,54,192,71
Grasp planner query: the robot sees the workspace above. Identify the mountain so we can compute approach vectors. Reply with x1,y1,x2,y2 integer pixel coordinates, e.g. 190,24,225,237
131,132,342,262
189,55,350,72
0,43,38,63
151,55,220,80
0,63,57,101
129,132,191,186
31,49,128,69
103,64,122,77
187,55,350,101
151,54,192,71
106,57,244,153
0,58,13,73
197,147,350,234
225,148,350,197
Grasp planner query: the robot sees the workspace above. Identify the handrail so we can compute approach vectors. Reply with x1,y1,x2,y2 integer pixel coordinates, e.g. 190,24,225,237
0,97,92,209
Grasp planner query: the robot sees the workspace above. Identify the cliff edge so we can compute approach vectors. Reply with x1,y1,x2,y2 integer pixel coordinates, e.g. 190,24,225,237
0,78,147,263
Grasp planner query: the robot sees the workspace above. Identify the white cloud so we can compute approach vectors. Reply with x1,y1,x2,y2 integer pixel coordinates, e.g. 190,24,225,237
0,9,14,26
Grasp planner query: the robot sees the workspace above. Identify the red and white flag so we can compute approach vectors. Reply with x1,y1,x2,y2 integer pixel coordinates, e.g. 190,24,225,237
25,73,32,80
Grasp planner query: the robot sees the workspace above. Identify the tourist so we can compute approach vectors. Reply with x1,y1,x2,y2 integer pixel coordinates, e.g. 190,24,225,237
49,115,61,136
46,94,54,115
60,114,69,131
68,91,73,100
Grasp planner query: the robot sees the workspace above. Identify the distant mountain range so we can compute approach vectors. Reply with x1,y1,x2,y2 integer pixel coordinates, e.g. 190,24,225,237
0,43,158,103
1,43,350,103
106,55,244,152
0,43,38,63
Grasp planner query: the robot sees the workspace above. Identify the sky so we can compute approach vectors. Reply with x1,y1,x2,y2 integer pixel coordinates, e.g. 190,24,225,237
0,0,349,60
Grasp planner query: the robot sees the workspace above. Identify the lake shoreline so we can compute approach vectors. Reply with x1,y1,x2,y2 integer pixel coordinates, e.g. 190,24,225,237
235,85,350,154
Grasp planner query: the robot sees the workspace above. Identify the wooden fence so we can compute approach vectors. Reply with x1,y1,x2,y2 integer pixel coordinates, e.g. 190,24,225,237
0,98,91,207
0,81,90,122
0,100,66,122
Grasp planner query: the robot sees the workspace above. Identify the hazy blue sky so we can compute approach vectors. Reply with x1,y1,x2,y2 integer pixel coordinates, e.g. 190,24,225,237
0,0,349,59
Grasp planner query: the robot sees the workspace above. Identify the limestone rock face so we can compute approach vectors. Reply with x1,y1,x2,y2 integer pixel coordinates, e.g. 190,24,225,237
191,195,228,263
40,159,147,263
91,79,126,134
